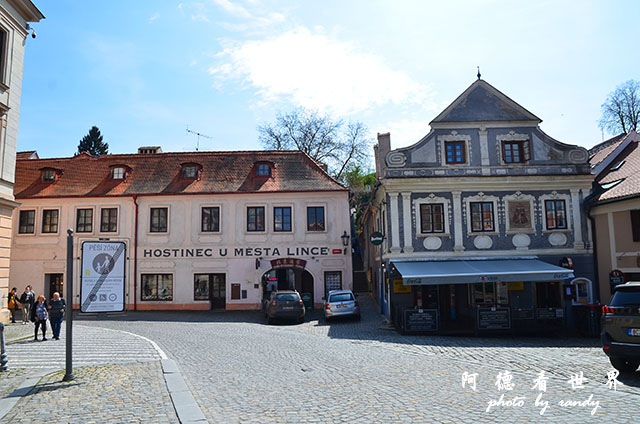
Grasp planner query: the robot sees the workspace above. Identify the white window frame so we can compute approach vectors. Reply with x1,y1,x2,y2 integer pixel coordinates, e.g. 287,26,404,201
413,194,451,237
539,192,572,233
200,204,221,234
465,193,500,235
148,205,170,234
437,131,472,166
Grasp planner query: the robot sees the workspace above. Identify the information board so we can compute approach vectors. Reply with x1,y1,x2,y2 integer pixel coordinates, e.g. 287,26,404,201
80,241,126,313
404,309,438,332
477,307,511,330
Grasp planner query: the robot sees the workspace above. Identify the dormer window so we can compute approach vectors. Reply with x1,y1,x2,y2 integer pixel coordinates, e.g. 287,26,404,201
111,167,126,179
40,167,61,183
42,169,56,182
256,163,271,176
181,163,202,180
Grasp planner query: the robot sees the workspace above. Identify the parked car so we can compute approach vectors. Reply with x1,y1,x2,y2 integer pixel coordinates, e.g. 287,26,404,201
601,282,640,373
265,290,305,324
323,290,360,321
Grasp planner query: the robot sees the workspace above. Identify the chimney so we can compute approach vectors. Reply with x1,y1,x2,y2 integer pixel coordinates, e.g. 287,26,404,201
375,132,391,179
138,146,163,155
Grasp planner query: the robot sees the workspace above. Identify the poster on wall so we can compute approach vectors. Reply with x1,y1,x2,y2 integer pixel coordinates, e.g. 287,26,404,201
80,241,126,313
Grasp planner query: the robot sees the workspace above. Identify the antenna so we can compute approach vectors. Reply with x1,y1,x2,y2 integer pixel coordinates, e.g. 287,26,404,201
186,126,213,151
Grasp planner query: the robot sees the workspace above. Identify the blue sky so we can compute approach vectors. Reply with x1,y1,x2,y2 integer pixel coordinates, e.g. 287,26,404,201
19,1,640,160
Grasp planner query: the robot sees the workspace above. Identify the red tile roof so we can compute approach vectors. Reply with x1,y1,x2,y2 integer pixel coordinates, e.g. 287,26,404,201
588,133,626,166
14,150,346,199
596,140,640,202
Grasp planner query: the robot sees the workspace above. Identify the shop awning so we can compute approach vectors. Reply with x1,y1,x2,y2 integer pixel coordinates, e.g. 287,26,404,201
391,259,574,285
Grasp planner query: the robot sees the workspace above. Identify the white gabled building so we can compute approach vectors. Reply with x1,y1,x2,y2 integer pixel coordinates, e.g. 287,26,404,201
11,149,353,311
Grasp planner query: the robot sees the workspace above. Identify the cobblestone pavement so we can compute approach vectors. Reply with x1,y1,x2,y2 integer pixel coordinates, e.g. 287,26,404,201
2,362,178,424
77,294,640,423
1,323,171,423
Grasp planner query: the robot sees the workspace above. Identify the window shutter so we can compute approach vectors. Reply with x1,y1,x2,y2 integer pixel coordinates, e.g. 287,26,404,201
631,210,640,242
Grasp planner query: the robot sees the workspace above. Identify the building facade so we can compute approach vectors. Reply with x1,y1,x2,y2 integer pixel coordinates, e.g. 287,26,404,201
10,149,352,311
361,78,595,334
0,0,43,323
588,131,640,302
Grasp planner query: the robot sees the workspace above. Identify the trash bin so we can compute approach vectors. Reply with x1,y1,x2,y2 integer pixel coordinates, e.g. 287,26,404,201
302,293,312,310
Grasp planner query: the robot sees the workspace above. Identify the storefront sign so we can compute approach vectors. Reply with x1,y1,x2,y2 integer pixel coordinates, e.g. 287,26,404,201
393,279,412,294
508,282,524,291
370,232,384,246
537,308,563,319
142,246,335,259
404,309,438,332
512,308,534,320
477,307,511,330
270,258,307,270
80,241,126,313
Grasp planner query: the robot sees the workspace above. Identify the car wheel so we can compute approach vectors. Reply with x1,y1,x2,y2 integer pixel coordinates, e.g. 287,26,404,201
610,357,640,373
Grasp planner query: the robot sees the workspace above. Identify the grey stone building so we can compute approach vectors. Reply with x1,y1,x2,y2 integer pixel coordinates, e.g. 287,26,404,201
361,78,595,334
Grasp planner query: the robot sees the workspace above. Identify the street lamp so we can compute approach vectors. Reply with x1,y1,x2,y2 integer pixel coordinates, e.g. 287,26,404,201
341,231,350,255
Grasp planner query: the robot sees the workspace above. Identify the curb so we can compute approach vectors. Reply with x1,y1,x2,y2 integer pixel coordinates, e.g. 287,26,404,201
0,370,50,421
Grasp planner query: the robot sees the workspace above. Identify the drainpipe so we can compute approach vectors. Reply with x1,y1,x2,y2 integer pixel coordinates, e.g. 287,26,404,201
133,195,139,311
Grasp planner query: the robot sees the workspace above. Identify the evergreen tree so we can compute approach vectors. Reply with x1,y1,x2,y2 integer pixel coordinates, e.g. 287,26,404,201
77,126,109,156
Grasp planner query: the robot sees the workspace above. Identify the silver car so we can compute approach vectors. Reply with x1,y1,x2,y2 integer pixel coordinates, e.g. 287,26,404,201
323,290,360,321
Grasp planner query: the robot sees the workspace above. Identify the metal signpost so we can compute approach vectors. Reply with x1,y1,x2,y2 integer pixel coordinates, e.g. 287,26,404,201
63,230,74,381
80,241,126,313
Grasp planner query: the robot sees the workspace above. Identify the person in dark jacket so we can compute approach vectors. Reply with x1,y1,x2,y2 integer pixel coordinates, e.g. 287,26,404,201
31,295,48,341
19,285,35,325
7,287,19,323
48,292,65,340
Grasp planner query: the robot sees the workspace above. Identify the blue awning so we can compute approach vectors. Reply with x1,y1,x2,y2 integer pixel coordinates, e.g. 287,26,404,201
391,259,574,285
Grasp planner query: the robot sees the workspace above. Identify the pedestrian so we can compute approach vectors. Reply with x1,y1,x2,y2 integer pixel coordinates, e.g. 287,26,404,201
48,292,65,340
19,285,35,325
7,287,20,323
31,294,48,341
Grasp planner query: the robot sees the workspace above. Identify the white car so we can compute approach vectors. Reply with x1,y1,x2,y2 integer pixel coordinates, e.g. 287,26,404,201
323,290,360,321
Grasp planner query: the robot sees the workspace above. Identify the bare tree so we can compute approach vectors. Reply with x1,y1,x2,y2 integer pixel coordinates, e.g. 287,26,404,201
258,108,372,181
599,80,640,135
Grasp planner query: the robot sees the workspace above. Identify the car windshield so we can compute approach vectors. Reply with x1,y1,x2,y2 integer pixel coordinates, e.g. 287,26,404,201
276,293,299,301
329,293,354,302
610,289,640,307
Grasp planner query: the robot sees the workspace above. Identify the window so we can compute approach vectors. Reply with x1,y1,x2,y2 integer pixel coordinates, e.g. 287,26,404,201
544,200,567,230
445,141,466,164
631,210,640,242
42,169,56,182
18,210,35,234
274,207,292,232
150,207,168,233
111,167,125,179
247,206,265,232
257,164,271,176
42,210,59,233
420,204,444,233
201,207,220,232
307,207,325,231
535,282,561,308
472,282,508,305
100,208,118,232
502,140,527,163
0,28,6,84
324,271,342,297
141,274,173,301
194,275,209,301
470,202,494,232
183,165,198,179
76,209,93,233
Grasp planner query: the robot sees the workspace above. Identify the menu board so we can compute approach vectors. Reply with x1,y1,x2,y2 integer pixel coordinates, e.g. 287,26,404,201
404,309,439,332
477,307,511,330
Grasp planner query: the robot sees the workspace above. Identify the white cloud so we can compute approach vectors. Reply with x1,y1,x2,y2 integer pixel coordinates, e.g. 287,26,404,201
209,27,433,115
380,118,433,149
212,0,252,19
148,12,160,23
